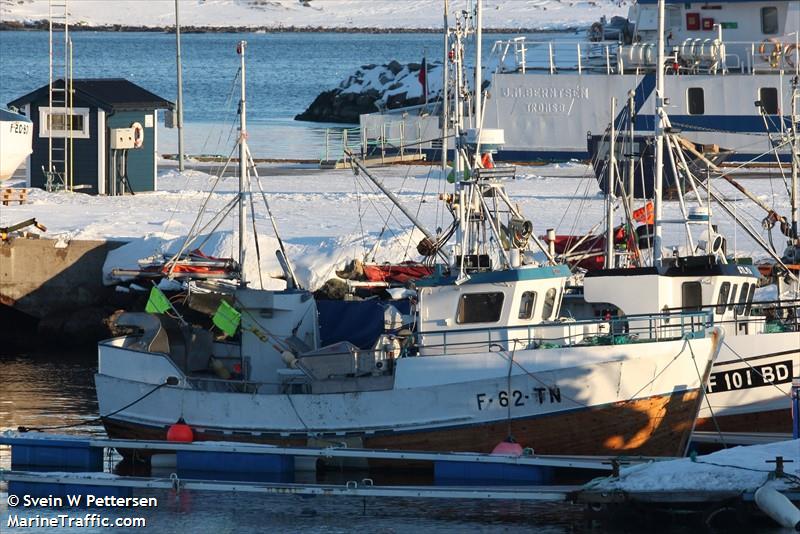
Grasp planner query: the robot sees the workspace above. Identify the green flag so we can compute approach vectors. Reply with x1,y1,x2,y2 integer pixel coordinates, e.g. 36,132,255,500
145,286,172,314
213,300,241,337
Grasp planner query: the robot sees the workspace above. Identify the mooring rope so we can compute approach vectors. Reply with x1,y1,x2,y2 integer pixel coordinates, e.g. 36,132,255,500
17,379,175,433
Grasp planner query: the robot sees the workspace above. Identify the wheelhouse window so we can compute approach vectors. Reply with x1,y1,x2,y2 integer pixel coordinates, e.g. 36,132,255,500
687,88,704,115
745,284,756,315
727,284,738,311
456,292,504,324
38,107,91,139
541,288,557,321
682,281,702,311
716,282,731,314
518,291,537,320
761,7,779,35
759,88,779,115
735,283,751,315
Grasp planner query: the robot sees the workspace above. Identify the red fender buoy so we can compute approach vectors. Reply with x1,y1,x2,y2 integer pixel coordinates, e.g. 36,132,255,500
491,438,524,456
166,418,194,443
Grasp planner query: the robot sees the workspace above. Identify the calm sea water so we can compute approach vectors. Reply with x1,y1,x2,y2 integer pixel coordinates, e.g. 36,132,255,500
0,350,588,533
0,30,580,159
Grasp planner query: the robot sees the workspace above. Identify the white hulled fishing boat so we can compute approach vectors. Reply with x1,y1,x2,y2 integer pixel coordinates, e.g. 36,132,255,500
95,38,724,459
0,108,33,181
560,0,800,434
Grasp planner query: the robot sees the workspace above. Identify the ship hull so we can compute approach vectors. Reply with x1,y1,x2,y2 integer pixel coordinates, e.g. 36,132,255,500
96,333,720,457
102,387,701,457
0,109,33,182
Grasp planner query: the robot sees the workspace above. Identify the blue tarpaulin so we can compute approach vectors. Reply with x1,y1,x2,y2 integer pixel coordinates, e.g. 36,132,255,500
316,299,411,349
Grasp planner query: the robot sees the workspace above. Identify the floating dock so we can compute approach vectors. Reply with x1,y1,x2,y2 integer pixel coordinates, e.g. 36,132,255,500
1,432,799,530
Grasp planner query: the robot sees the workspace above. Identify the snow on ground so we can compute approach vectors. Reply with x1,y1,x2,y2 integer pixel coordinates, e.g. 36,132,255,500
588,439,800,492
1,161,795,292
1,0,627,30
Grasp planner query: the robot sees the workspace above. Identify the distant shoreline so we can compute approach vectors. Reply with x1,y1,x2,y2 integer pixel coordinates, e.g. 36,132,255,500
0,20,582,34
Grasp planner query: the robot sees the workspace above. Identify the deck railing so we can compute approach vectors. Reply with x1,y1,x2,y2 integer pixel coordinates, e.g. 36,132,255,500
490,38,800,76
418,310,713,356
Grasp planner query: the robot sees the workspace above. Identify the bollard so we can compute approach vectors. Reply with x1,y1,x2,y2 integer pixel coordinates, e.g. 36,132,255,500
792,379,800,439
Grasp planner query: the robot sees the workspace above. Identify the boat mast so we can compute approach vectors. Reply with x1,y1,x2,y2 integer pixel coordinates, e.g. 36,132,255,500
474,0,482,132
791,77,799,255
238,40,248,286
441,0,449,177
453,16,464,263
652,0,666,266
606,97,617,268
627,90,635,207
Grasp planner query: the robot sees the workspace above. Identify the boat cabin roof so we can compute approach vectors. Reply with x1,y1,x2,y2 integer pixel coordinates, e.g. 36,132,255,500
416,264,571,287
584,256,759,279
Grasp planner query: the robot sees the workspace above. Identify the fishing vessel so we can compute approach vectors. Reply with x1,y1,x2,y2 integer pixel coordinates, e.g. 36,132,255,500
364,0,799,435
95,39,724,458
559,1,800,434
360,0,800,163
0,108,33,181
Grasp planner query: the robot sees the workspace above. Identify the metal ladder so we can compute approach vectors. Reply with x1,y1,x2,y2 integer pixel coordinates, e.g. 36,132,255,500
46,0,69,192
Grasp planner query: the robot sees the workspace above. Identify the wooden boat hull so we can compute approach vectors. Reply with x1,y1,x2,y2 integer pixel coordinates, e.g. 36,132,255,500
96,331,721,459
102,387,700,457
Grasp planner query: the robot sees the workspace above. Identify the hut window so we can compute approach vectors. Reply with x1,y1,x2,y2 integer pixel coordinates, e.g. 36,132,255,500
687,88,704,115
457,292,504,324
715,282,731,314
759,88,779,115
38,107,91,139
542,288,557,320
735,283,750,315
518,291,537,320
761,7,778,35
682,282,702,311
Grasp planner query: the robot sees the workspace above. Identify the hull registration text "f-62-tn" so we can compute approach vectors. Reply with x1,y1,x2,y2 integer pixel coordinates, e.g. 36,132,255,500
476,387,562,410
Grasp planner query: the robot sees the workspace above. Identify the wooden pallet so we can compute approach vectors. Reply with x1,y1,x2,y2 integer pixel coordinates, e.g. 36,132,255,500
1,188,27,206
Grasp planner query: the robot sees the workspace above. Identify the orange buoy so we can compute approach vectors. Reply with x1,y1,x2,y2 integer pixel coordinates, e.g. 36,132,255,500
491,438,524,457
166,418,194,443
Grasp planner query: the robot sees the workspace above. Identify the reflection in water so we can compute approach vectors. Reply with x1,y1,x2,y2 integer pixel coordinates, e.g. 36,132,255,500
0,351,104,440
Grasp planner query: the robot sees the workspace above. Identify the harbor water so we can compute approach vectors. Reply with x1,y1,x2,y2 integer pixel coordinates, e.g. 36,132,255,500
0,30,579,160
0,351,588,533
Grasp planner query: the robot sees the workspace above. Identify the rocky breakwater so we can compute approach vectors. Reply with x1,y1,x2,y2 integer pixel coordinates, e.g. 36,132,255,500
295,59,443,124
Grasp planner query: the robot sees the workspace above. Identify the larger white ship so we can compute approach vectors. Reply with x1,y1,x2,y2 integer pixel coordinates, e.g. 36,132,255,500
361,0,800,163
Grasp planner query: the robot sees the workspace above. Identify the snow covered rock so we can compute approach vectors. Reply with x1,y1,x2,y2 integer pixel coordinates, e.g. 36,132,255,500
295,60,443,123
